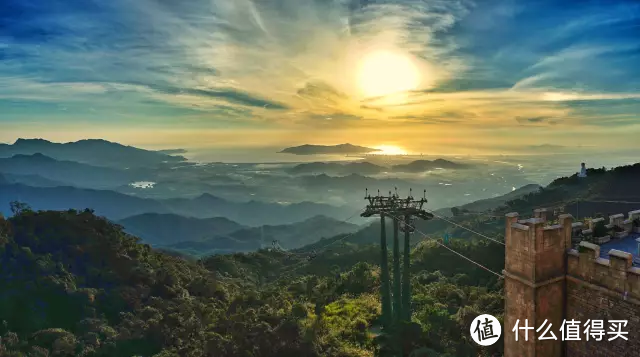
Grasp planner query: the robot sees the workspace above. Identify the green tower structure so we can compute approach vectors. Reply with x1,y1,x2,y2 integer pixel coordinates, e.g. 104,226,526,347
392,216,402,323
379,213,393,329
402,215,412,321
363,189,433,335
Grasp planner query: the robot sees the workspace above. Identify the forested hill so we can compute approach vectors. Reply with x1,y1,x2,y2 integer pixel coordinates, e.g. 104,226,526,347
0,206,504,357
5,163,636,356
494,162,640,217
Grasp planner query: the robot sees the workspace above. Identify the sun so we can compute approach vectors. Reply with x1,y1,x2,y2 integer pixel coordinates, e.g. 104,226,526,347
374,145,407,155
357,50,420,98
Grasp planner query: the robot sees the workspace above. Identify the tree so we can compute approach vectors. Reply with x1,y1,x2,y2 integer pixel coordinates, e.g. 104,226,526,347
450,207,461,217
10,201,32,216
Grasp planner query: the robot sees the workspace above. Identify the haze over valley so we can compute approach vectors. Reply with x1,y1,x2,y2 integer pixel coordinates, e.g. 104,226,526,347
2,137,637,255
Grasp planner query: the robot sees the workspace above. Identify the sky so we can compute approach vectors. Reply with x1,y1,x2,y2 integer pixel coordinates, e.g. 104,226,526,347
1,0,639,155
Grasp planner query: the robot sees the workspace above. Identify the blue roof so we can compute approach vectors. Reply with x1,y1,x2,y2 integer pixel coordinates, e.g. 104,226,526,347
600,233,640,266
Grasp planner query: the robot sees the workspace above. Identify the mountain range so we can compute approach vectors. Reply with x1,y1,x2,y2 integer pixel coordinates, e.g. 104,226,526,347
162,215,360,256
0,181,357,226
0,138,185,168
279,143,380,155
0,141,638,356
0,153,145,189
0,172,66,187
117,213,246,245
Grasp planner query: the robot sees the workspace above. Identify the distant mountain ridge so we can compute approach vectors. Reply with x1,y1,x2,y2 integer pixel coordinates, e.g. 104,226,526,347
279,143,380,155
0,153,144,189
0,138,186,168
0,172,66,187
392,159,470,173
0,183,357,226
164,214,360,255
118,213,246,245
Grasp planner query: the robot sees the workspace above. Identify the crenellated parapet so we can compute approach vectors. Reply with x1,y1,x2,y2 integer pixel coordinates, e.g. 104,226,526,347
503,208,573,357
626,209,640,233
567,241,640,300
505,207,640,357
505,211,573,282
572,209,640,244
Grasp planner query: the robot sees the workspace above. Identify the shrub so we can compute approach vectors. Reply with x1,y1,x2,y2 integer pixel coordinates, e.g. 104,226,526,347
593,221,608,237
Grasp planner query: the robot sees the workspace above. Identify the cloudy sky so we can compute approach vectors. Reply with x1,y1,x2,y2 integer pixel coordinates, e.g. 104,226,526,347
1,0,639,154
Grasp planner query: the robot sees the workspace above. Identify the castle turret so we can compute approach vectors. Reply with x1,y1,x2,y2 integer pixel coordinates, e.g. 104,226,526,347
503,210,573,357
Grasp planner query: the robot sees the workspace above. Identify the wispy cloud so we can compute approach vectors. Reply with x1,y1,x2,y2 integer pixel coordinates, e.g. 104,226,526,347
1,0,639,150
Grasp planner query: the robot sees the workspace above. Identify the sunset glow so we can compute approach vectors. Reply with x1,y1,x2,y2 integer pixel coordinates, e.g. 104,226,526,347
373,145,408,156
357,51,420,98
1,0,639,153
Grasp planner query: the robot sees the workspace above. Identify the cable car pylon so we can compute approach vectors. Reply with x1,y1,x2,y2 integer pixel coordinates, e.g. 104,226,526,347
362,188,434,333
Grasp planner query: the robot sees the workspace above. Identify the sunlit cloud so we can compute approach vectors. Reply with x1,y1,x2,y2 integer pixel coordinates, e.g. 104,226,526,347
1,0,639,152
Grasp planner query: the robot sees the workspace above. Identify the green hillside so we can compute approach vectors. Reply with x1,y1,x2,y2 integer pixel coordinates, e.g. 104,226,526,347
1,163,638,356
0,205,502,357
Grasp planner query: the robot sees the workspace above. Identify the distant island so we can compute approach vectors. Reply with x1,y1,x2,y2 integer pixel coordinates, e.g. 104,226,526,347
279,143,381,155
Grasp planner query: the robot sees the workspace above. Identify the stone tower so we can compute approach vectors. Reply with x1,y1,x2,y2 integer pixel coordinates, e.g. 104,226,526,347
503,209,573,357
503,207,640,356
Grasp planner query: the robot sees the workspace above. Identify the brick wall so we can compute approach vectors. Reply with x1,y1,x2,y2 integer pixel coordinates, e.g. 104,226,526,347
566,279,640,356
565,243,640,356
503,208,640,357
503,213,569,357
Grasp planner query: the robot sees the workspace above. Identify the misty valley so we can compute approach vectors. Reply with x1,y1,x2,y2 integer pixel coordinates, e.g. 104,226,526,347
2,138,640,357
2,138,637,259
0,138,578,255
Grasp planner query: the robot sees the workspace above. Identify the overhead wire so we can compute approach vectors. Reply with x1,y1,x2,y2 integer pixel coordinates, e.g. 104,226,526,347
426,209,506,246
386,212,505,279
275,189,640,279
278,209,506,281
275,196,640,280
412,199,640,276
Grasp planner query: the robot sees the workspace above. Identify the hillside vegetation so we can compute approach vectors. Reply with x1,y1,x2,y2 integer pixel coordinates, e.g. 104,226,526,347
2,163,638,356
0,205,503,357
